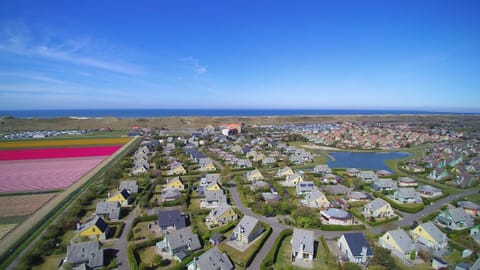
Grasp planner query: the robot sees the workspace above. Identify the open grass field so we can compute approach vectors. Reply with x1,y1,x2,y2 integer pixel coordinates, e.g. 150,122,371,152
0,137,131,149
0,224,18,240
0,193,56,217
0,156,108,193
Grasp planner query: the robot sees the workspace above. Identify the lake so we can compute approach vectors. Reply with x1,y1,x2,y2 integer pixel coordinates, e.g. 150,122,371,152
327,151,411,171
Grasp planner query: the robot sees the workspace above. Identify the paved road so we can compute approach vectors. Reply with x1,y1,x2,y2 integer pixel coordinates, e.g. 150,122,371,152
228,180,479,270
112,206,138,270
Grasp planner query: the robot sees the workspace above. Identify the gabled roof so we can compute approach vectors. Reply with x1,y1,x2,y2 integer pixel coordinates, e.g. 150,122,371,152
366,198,390,212
95,201,120,218
209,203,233,219
323,184,351,195
304,188,327,203
416,222,447,243
457,200,480,210
292,229,315,254
165,226,201,251
118,180,138,193
81,216,108,233
235,215,260,237
205,190,226,203
195,246,234,270
286,173,303,182
66,240,104,268
383,229,415,254
158,209,186,229
341,233,373,257
321,208,352,220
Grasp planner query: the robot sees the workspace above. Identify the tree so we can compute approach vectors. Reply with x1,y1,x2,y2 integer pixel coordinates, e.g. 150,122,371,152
370,246,399,270
344,262,362,270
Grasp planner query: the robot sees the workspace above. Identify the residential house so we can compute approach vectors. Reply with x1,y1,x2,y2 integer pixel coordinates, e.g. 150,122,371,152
199,158,216,172
230,215,264,245
410,222,448,250
200,190,227,209
187,246,234,270
78,216,110,240
314,164,332,175
348,191,371,202
291,229,315,263
398,177,418,187
205,203,238,227
296,181,315,196
276,166,294,177
236,159,252,168
301,188,330,208
262,156,276,166
65,240,104,269
371,178,397,191
323,184,351,195
118,180,139,193
358,170,377,183
246,169,264,182
346,168,360,177
379,229,417,261
418,185,443,198
457,201,480,216
168,163,187,175
165,176,185,191
198,173,221,193
261,192,281,204
337,233,373,264
428,168,448,181
392,188,423,204
283,173,304,187
250,180,271,191
106,189,130,206
157,209,186,232
156,227,201,261
437,207,474,229
95,201,121,220
320,208,354,225
363,198,395,218
321,173,339,184
431,257,449,270
159,189,182,202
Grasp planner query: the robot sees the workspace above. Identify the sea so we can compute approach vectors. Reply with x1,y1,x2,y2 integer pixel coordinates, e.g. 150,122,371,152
0,109,469,119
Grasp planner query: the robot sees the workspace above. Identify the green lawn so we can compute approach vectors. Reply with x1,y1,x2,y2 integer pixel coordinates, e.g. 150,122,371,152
31,254,64,270
219,228,270,269
131,221,161,241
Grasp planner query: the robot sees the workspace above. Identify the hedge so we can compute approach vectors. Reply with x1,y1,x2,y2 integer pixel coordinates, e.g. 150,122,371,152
128,237,164,270
320,224,366,231
260,229,293,270
373,192,425,213
349,207,399,226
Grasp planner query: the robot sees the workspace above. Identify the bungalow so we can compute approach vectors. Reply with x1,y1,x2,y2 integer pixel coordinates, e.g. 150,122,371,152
337,233,373,264
296,181,315,196
379,229,417,261
457,201,480,216
200,190,227,209
301,188,330,208
323,184,351,196
428,168,448,181
418,185,443,198
377,170,392,177
314,164,332,175
398,177,418,187
346,168,360,177
165,176,185,191
78,216,110,240
348,191,371,202
363,198,395,219
236,159,252,168
205,203,237,227
436,207,474,229
246,169,264,182
106,189,131,206
199,158,216,172
198,173,221,193
157,209,186,232
392,188,422,204
261,192,281,204
283,173,304,187
291,229,315,263
321,173,339,184
320,208,354,225
358,170,377,183
410,222,448,250
276,166,294,177
65,240,104,269
262,156,276,166
167,163,187,176
230,215,264,246
118,180,139,193
250,180,271,191
156,227,201,261
95,201,121,220
187,246,234,270
159,189,182,202
371,178,397,191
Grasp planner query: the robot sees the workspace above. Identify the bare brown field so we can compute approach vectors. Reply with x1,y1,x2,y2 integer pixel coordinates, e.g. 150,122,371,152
0,194,57,217
1,114,478,131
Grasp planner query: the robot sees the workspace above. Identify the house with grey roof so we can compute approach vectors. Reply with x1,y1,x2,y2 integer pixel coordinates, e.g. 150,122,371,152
230,215,264,246
457,201,480,216
262,156,276,166
236,159,252,168
348,191,371,202
323,184,351,195
205,203,238,227
320,208,353,225
276,166,294,177
418,185,443,198
363,198,395,218
358,171,377,183
95,201,121,220
118,180,139,194
410,222,448,250
65,240,104,269
156,227,201,261
437,207,475,230
301,188,330,208
187,246,234,270
337,233,373,264
157,209,186,232
296,181,315,196
159,189,182,202
291,229,315,263
398,177,418,187
371,178,397,191
379,229,417,261
314,164,332,175
392,188,423,204
200,190,227,209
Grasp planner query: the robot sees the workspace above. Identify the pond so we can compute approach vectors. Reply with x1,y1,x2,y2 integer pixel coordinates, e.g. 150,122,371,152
327,151,411,171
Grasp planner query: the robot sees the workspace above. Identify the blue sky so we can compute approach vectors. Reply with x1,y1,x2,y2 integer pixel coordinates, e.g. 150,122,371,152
0,1,479,112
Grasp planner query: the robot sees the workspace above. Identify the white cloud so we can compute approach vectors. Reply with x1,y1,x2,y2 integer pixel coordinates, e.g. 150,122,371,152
181,56,207,77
